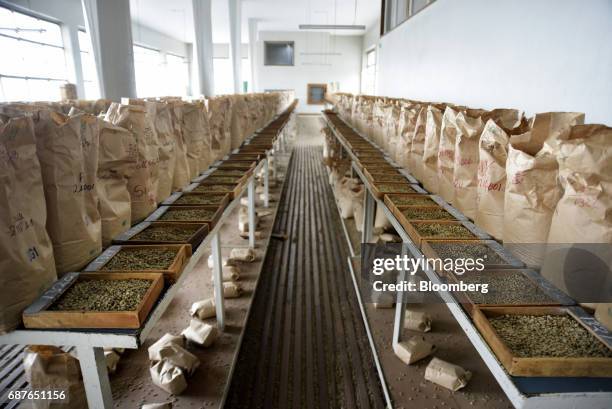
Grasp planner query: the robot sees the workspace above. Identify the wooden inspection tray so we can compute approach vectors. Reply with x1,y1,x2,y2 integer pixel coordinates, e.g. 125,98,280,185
160,192,230,208
84,244,191,282
146,205,224,228
473,306,612,377
184,181,244,199
112,221,209,249
23,272,164,329
403,220,490,249
370,182,427,199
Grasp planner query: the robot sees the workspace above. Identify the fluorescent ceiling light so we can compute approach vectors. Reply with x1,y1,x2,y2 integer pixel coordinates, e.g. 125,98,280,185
298,24,366,30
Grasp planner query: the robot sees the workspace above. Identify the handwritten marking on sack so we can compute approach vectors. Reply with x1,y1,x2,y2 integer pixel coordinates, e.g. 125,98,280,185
511,171,525,185
0,146,19,167
27,246,39,262
7,212,34,237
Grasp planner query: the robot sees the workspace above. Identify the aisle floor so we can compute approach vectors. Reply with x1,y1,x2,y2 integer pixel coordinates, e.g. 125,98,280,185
224,129,385,408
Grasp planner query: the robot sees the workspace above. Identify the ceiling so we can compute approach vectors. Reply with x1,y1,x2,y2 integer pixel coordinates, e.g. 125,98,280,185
129,0,381,44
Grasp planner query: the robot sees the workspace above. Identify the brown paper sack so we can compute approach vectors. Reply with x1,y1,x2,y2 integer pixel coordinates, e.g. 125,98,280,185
394,336,436,365
142,402,173,409
504,112,584,267
425,357,472,391
229,247,256,262
196,101,213,173
221,282,243,298
181,102,206,179
97,120,137,245
453,109,521,220
149,333,186,361
423,105,444,193
211,265,241,282
168,100,191,191
147,101,176,202
23,345,87,409
156,344,200,375
34,110,102,273
0,115,57,333
408,105,427,181
404,310,432,332
104,348,120,374
190,298,216,320
548,125,612,243
437,106,461,204
150,360,187,395
182,319,219,347
107,103,160,223
475,118,529,240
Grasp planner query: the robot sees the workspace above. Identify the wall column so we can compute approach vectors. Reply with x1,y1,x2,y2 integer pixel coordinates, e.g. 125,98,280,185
228,0,242,94
248,18,258,92
81,0,136,100
191,0,215,97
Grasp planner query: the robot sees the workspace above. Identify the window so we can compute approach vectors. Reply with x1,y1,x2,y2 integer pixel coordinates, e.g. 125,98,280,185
165,53,189,96
133,44,163,97
307,83,327,105
383,0,436,34
264,41,294,66
361,48,376,95
213,55,251,95
0,6,68,102
78,30,100,99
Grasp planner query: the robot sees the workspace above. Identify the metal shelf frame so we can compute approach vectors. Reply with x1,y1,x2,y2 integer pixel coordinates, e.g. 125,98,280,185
322,113,612,409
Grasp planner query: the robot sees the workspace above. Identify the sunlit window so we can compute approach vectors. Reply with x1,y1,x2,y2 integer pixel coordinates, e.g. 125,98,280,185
78,30,100,99
133,44,163,98
0,6,68,102
361,48,376,95
213,56,251,95
165,53,189,97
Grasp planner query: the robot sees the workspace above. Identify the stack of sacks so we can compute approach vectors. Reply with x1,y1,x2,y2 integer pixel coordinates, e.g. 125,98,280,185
107,102,160,223
149,334,200,395
0,113,57,332
504,112,584,267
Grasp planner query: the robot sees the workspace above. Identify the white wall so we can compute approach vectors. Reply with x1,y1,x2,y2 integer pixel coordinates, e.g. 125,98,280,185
255,31,362,113
376,0,612,125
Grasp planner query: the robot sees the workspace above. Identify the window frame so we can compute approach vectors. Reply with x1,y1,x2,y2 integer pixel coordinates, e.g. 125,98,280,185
263,41,295,67
381,0,436,36
0,4,69,101
307,83,327,105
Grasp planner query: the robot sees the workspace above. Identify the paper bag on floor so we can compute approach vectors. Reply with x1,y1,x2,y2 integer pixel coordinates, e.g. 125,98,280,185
150,360,187,395
156,344,200,375
504,112,584,267
404,310,432,332
425,357,471,391
149,333,185,361
394,336,436,365
104,348,120,374
142,402,173,409
190,298,216,320
182,319,218,347
229,247,256,262
220,282,243,298
23,345,87,409
211,265,241,282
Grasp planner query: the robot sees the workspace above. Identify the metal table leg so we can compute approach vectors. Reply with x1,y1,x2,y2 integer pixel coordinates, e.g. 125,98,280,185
264,158,270,208
211,232,226,331
392,242,409,346
78,346,113,409
248,178,256,248
362,188,375,244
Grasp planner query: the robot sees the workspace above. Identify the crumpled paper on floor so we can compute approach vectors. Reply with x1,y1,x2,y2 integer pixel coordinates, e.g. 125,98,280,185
394,336,436,365
150,360,187,395
229,247,256,262
190,298,216,320
148,333,185,361
182,319,218,347
425,357,471,391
